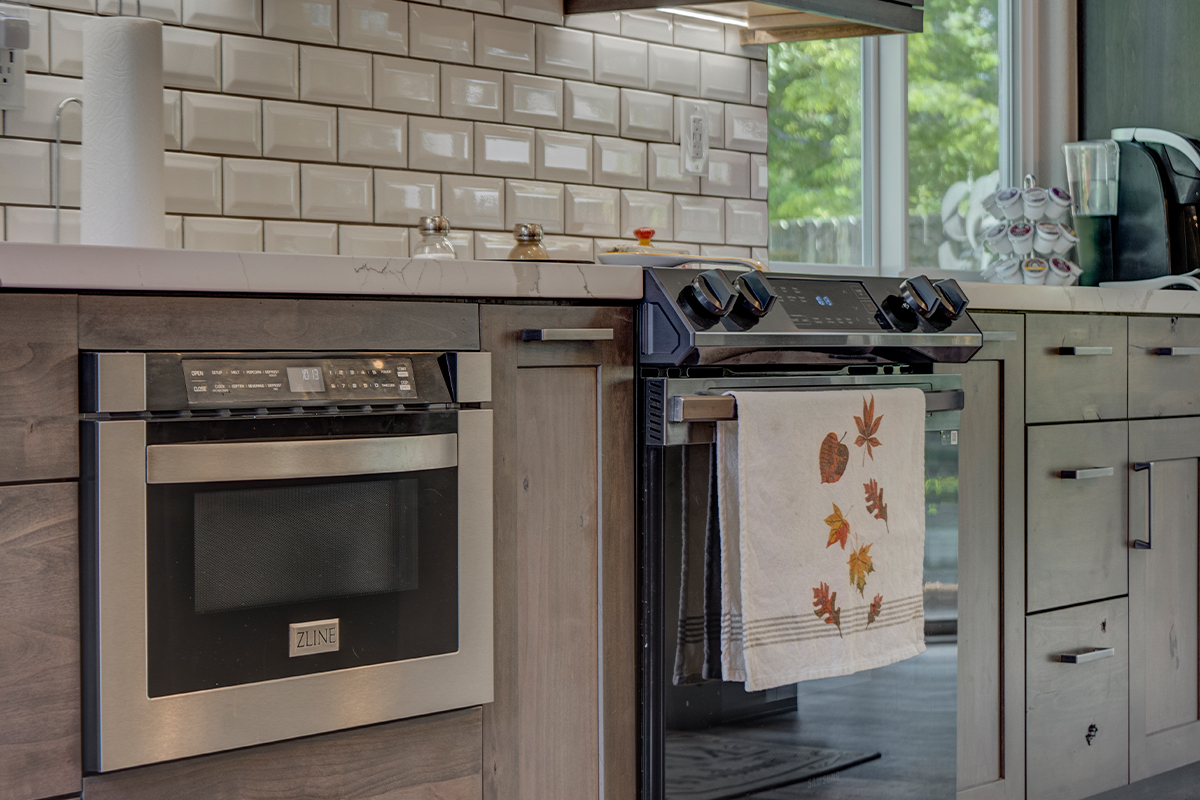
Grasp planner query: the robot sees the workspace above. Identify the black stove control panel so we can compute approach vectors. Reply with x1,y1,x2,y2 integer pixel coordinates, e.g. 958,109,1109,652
183,356,418,406
771,279,883,330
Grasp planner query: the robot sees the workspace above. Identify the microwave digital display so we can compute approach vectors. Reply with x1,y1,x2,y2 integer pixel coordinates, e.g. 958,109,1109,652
286,366,326,393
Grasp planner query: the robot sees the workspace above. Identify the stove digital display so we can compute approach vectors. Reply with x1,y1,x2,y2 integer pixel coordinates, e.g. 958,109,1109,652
286,366,326,393
771,279,883,330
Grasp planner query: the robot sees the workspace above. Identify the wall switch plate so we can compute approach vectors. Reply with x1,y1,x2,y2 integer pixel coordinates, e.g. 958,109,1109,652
0,47,25,110
680,100,709,175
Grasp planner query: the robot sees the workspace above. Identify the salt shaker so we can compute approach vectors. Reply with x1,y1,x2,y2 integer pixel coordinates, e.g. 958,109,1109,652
508,222,549,260
413,216,456,259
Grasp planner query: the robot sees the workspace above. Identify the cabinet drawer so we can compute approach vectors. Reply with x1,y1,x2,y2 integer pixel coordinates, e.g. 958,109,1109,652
1026,597,1128,800
1128,316,1200,418
1026,314,1127,423
1027,421,1128,612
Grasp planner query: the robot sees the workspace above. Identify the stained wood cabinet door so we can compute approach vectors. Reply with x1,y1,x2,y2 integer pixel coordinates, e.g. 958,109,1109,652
481,305,635,800
1128,416,1200,782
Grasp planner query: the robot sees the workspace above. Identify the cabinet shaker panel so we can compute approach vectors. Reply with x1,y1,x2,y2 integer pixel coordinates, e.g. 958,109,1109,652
1025,313,1126,424
1128,315,1200,418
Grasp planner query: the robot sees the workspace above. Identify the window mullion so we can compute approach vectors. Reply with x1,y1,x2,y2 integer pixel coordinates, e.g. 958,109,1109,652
861,36,881,275
877,34,908,277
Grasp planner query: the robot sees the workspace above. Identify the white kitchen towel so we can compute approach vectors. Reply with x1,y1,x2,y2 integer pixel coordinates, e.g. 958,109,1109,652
718,388,927,691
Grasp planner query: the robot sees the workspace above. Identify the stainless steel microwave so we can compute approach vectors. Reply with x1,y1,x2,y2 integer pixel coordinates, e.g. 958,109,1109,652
81,350,493,772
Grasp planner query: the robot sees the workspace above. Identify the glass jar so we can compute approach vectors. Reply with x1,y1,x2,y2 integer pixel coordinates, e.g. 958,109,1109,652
413,216,456,259
507,222,549,260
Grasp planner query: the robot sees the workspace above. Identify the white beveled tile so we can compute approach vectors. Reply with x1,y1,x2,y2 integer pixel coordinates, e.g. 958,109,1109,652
25,0,92,9
409,5,473,64
49,11,85,76
340,0,408,55
670,240,700,255
164,151,222,214
564,11,618,34
620,10,670,41
4,207,79,245
620,89,672,142
440,64,503,122
23,7,49,72
183,216,264,252
505,0,561,25
441,174,504,230
673,194,723,243
162,26,222,91
505,73,562,129
444,0,502,14
420,230,474,258
701,149,750,198
543,235,592,261
182,92,262,156
750,59,767,106
619,189,671,239
673,97,724,149
263,100,336,161
647,142,697,193
504,179,563,232
700,51,749,104
476,16,534,73
301,163,374,221
648,44,698,97
473,230,512,259
165,215,183,249
373,55,439,115
164,89,182,149
300,45,372,106
409,116,473,173
2,73,82,141
701,244,750,258
564,183,617,237
264,0,337,43
563,80,618,136
724,24,766,60
724,103,767,153
594,34,646,89
535,25,592,81
223,34,299,100
474,123,535,179
223,158,299,217
752,246,768,264
51,142,81,207
750,153,767,200
593,136,645,189
338,224,410,257
535,129,591,184
183,0,262,34
339,108,406,168
725,198,767,246
264,220,338,254
98,0,181,21
374,168,440,224
672,17,723,52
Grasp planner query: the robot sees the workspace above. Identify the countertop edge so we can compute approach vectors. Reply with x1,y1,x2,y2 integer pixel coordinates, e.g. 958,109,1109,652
955,282,1200,316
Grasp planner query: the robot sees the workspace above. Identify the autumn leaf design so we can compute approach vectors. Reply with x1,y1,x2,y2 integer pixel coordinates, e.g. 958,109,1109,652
848,543,875,596
824,503,852,549
818,432,850,484
812,582,843,637
853,394,883,466
867,594,883,626
864,479,889,532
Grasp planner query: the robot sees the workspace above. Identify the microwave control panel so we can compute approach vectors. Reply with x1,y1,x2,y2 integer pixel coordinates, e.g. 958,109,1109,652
182,357,419,406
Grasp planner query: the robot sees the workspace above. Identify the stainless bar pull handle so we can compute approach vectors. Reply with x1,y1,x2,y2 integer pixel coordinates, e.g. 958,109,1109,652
1059,467,1114,480
1058,346,1113,356
1133,461,1153,549
1057,647,1116,664
1153,347,1200,356
981,330,1018,342
522,328,614,341
666,388,965,423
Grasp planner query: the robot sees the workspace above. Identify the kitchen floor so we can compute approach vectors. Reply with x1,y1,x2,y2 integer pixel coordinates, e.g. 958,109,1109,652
1085,761,1200,799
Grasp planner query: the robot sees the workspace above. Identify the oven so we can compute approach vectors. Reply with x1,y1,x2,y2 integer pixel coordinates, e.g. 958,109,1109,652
81,349,493,772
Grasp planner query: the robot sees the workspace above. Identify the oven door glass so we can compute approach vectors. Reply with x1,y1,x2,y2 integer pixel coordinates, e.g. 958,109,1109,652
144,415,459,698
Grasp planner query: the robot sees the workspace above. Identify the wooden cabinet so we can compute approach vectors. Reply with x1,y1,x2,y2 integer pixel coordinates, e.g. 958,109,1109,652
1024,314,1127,424
1128,316,1200,418
480,305,635,800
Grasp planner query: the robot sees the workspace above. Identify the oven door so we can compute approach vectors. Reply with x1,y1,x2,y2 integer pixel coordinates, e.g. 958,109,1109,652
82,409,493,772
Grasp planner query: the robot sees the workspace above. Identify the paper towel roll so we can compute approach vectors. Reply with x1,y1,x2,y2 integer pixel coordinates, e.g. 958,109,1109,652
80,17,164,248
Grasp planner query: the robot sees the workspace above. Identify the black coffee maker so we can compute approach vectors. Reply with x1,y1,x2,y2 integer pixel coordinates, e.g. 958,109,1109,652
1110,127,1200,280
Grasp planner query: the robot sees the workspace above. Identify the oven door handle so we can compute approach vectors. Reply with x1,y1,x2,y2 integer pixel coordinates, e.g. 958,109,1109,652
666,388,964,423
146,433,458,484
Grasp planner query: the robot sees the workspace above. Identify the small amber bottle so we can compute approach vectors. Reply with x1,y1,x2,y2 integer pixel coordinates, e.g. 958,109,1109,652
507,222,549,260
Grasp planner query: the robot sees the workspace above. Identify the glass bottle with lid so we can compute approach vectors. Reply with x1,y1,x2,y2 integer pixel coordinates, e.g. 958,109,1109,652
413,216,456,259
507,222,549,259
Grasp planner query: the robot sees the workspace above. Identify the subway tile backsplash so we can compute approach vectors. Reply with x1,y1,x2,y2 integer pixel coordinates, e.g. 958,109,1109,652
5,0,767,258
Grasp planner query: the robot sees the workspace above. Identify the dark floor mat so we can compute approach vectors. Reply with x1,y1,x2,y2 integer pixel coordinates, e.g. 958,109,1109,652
665,731,881,800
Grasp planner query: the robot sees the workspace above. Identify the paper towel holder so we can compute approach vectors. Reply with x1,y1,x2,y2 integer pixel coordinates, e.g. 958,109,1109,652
54,95,82,244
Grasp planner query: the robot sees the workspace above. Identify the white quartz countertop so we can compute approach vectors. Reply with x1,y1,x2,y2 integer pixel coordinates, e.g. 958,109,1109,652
962,281,1200,315
0,242,643,300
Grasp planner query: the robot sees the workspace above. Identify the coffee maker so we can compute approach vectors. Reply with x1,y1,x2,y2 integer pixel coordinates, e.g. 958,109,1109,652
1110,127,1200,281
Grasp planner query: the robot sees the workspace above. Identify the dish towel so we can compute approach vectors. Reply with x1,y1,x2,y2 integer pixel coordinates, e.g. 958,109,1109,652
718,388,927,691
674,445,724,685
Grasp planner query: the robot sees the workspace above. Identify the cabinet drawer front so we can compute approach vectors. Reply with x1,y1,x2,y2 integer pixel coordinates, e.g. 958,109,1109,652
1026,314,1127,423
1128,316,1200,418
1026,598,1129,800
1027,421,1128,612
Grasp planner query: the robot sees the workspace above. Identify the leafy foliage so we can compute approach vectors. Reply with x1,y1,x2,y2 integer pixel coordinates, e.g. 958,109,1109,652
853,394,883,465
812,582,843,636
824,503,852,550
864,478,889,531
868,594,884,626
819,431,850,484
848,543,875,596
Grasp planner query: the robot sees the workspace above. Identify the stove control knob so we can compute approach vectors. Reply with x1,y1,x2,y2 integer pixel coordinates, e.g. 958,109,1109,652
683,270,737,318
898,275,945,319
733,271,777,318
933,278,969,321
879,294,919,332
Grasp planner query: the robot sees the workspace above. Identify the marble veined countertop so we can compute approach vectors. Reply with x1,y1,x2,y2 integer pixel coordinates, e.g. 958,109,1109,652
962,281,1200,315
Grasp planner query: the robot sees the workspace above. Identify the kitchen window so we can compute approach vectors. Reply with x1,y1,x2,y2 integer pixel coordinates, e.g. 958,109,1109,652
767,0,1009,276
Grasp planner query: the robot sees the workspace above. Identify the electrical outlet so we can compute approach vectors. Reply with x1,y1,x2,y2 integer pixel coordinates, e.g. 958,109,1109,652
680,101,709,175
0,46,26,110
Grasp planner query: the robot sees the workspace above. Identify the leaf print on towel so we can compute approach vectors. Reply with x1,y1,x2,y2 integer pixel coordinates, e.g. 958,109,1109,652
812,582,843,637
853,394,883,465
848,543,874,596
824,503,852,549
819,432,850,484
867,594,883,626
864,479,889,532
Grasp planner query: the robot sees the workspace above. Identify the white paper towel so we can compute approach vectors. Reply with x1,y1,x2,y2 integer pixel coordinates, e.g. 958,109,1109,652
80,17,164,248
